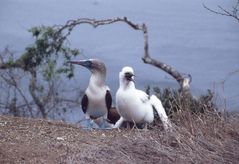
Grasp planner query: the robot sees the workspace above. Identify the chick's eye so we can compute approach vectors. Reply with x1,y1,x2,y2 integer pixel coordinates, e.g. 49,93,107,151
125,72,130,76
125,72,133,80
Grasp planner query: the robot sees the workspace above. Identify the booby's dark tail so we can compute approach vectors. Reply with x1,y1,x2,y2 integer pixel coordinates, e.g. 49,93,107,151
107,107,120,124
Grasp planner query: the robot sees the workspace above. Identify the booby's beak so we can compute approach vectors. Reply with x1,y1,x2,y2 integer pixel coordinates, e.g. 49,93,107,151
68,60,93,69
125,72,135,82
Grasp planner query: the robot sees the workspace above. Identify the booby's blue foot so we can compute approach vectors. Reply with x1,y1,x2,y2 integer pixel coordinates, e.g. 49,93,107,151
80,119,100,129
94,117,113,129
98,121,113,129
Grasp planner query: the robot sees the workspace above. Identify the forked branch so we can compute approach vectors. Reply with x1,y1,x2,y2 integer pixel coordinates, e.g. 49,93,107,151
55,17,191,93
203,1,239,22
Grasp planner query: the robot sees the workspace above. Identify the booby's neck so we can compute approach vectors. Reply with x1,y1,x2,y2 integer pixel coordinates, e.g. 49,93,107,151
89,71,106,88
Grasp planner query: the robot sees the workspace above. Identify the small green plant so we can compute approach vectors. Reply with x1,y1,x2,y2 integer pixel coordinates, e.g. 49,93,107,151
15,26,79,78
0,25,81,118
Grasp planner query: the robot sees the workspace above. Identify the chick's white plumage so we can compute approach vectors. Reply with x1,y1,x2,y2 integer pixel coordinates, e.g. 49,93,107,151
114,66,171,129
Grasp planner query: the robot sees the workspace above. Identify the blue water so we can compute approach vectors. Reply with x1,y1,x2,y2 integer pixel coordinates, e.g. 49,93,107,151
0,0,238,119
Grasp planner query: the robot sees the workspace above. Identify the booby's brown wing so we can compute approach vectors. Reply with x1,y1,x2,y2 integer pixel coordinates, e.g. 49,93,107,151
81,94,88,114
105,90,112,110
105,90,120,124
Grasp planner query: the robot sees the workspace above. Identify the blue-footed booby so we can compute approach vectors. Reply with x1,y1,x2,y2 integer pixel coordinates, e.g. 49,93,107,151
69,59,119,127
113,66,171,130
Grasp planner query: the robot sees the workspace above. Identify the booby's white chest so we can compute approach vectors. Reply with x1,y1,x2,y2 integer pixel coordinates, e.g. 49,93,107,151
116,88,154,123
85,86,108,118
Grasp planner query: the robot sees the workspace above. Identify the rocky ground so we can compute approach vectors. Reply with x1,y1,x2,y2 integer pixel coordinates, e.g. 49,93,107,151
0,113,239,164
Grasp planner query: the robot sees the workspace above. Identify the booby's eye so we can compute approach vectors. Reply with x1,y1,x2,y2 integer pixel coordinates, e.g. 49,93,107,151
124,72,134,81
83,60,93,68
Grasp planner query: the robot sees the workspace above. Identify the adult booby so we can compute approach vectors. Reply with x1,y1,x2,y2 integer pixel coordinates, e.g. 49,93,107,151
69,59,119,127
114,66,171,130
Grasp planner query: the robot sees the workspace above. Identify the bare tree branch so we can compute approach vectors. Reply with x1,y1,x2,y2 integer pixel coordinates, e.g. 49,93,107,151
203,1,239,22
29,69,47,118
6,70,33,116
0,48,23,69
0,53,79,118
56,17,191,93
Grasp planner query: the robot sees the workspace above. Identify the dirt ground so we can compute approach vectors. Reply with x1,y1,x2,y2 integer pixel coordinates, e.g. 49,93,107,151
0,115,239,164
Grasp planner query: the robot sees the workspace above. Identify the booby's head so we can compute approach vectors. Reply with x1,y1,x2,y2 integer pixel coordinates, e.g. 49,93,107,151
69,59,106,75
119,66,135,88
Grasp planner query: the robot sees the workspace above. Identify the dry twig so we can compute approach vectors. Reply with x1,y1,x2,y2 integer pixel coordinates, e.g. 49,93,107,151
55,17,191,93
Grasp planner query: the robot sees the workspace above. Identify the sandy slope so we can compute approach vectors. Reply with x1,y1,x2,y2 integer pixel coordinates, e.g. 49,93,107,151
0,115,239,163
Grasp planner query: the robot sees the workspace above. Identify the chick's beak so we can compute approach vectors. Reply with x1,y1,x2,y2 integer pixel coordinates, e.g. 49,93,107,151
125,72,135,82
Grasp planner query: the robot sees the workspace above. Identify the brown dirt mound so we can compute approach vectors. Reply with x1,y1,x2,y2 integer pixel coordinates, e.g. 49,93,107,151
0,114,239,164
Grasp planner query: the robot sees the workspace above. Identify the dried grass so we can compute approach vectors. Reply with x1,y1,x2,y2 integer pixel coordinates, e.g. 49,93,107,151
0,92,239,163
